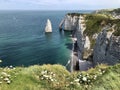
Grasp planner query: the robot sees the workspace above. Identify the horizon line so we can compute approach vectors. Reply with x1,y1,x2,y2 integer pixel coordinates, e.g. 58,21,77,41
0,7,118,11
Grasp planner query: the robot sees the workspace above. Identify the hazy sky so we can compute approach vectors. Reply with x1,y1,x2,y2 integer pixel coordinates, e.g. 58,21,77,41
0,0,120,10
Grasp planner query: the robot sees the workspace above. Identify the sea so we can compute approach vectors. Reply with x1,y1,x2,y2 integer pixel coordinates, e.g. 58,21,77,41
0,10,92,67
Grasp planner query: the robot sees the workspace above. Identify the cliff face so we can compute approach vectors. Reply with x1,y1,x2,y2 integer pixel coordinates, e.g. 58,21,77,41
75,18,85,59
60,14,93,60
59,15,78,31
75,16,91,60
60,13,120,66
60,14,92,60
93,29,120,65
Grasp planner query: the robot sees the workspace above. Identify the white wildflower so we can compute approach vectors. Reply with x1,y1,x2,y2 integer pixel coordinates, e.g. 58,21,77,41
0,60,2,63
94,75,98,80
53,74,55,76
43,75,49,78
0,82,2,84
94,75,97,78
10,65,13,68
44,70,47,73
51,79,54,82
82,77,87,81
41,78,44,80
74,79,79,82
4,78,9,81
70,82,73,84
49,76,52,79
50,72,53,75
7,80,11,84
99,69,101,72
102,70,105,73
88,80,91,82
0,77,3,79
7,75,11,77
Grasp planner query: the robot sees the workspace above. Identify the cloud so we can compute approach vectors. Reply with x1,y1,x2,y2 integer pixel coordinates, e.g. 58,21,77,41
0,0,120,10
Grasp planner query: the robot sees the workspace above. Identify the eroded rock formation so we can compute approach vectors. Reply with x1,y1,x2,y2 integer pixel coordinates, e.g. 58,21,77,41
59,15,79,31
45,19,52,33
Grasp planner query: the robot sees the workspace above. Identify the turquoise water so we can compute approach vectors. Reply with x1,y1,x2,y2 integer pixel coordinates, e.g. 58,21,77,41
0,10,91,67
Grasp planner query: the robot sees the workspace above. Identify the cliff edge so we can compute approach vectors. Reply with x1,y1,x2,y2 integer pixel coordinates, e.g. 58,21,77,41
60,9,120,68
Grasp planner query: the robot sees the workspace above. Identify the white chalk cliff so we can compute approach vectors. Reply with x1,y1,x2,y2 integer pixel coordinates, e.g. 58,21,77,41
60,13,120,67
84,36,90,50
60,14,91,60
45,19,52,33
59,15,78,31
93,29,120,65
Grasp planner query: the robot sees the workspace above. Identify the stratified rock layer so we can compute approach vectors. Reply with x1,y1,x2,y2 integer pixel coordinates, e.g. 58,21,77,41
93,29,120,65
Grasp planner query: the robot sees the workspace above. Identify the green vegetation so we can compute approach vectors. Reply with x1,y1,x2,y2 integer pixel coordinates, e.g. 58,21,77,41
94,8,120,15
0,63,120,90
83,13,120,48
109,8,120,14
84,14,109,37
84,14,120,37
67,13,82,17
92,8,120,36
111,19,120,36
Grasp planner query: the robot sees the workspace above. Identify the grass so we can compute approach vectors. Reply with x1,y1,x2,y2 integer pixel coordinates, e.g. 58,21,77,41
91,64,120,90
94,8,120,16
67,13,81,17
84,14,110,37
0,63,120,90
91,8,120,36
83,13,120,48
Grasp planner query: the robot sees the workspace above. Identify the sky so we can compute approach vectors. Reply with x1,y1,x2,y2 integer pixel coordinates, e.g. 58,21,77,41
0,0,120,10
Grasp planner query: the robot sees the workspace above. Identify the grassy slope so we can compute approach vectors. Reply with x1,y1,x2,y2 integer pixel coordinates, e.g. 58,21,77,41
92,8,120,36
84,14,120,36
0,64,120,90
